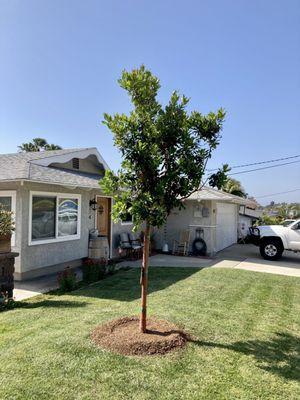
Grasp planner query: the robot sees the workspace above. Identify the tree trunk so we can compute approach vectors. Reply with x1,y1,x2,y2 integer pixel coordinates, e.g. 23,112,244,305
140,222,150,333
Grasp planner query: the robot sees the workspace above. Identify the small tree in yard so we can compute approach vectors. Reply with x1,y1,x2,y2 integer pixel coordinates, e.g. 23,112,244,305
101,66,227,333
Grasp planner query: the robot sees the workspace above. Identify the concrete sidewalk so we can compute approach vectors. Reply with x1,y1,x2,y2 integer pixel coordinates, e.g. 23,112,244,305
14,268,82,301
118,244,300,277
118,254,216,269
233,258,300,277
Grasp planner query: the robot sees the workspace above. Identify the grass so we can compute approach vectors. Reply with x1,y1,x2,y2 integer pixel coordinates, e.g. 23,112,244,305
1,267,300,400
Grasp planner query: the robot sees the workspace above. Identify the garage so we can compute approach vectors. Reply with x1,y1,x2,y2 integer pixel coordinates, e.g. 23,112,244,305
216,202,238,252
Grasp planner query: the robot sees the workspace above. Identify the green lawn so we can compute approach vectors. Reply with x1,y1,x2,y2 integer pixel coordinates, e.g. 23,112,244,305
1,267,300,400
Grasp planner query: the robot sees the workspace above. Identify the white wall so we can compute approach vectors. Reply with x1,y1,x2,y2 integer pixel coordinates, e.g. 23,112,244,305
215,202,238,252
154,200,214,255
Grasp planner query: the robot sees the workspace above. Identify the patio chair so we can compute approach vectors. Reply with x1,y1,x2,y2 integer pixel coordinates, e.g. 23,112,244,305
119,232,132,258
129,232,143,259
172,230,191,256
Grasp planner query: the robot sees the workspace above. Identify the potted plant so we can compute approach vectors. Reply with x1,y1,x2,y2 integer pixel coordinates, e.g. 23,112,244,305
0,205,15,254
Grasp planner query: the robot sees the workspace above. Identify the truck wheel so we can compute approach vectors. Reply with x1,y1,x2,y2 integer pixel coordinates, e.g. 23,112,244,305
259,239,283,261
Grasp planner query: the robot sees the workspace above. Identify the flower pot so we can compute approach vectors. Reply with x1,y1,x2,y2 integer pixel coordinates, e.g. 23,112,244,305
0,234,11,254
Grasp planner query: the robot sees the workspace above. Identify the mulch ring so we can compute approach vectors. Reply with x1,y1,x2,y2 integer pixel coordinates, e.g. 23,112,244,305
91,316,190,356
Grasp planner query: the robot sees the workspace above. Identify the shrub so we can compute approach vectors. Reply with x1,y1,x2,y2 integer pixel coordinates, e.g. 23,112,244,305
57,267,77,292
0,205,15,236
0,296,16,312
81,258,106,283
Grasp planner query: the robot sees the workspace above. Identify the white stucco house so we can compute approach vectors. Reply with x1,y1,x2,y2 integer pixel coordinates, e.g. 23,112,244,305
0,147,257,280
0,148,134,280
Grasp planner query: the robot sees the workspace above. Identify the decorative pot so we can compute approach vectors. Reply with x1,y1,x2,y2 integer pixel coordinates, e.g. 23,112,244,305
0,234,11,254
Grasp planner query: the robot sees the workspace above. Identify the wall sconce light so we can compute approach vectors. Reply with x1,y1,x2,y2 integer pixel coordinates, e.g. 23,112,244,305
89,198,97,211
89,198,104,214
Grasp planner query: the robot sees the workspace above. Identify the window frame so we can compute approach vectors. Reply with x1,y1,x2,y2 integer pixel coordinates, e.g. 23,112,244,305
0,191,16,246
120,213,133,225
28,191,81,246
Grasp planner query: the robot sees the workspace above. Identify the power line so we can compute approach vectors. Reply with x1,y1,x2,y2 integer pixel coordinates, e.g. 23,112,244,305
207,154,300,172
228,159,300,176
255,188,300,199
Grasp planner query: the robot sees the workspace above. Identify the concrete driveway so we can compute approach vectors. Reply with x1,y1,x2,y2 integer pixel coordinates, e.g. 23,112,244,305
214,243,300,277
119,244,300,277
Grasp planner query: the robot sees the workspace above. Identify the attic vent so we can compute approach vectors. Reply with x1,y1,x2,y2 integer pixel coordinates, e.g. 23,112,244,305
72,158,80,169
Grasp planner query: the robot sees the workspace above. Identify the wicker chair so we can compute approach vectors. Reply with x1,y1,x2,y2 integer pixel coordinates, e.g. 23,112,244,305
172,230,191,256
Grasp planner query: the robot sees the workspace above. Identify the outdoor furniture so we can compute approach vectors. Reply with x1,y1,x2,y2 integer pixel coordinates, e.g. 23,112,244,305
173,230,190,256
119,232,132,258
129,232,143,258
119,232,143,259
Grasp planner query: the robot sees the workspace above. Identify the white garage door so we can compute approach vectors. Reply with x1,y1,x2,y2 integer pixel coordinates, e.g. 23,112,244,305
216,203,238,252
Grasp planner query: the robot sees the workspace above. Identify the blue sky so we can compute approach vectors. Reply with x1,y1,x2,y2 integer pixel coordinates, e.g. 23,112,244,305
0,0,299,205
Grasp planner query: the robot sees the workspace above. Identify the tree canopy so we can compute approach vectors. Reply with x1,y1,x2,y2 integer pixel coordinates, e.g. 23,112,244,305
222,178,247,198
18,138,62,152
101,65,227,230
101,65,227,332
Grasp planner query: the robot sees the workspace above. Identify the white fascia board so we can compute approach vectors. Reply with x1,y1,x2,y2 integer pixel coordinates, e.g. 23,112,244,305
0,179,104,191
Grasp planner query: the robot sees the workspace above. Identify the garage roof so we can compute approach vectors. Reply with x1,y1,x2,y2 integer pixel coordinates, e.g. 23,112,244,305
186,186,258,208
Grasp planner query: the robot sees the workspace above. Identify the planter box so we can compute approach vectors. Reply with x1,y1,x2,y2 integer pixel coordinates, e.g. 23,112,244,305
0,252,18,299
0,234,11,254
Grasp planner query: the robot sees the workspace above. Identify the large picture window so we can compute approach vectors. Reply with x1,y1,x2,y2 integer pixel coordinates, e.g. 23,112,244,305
30,192,81,245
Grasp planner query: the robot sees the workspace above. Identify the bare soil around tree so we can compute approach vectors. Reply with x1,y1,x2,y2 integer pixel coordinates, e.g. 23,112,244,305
91,316,190,356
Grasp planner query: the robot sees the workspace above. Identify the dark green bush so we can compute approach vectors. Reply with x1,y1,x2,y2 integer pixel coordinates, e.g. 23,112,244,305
57,267,77,292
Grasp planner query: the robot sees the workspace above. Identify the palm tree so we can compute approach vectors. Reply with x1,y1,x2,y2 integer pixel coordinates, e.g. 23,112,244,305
43,143,63,151
222,178,247,198
18,138,62,152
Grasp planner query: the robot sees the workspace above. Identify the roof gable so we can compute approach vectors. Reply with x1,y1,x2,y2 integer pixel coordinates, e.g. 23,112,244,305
0,148,110,189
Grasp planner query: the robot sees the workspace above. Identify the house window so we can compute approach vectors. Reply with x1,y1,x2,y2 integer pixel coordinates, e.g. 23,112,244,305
32,196,56,240
58,198,78,237
0,196,12,211
121,212,133,225
72,158,80,169
29,192,81,245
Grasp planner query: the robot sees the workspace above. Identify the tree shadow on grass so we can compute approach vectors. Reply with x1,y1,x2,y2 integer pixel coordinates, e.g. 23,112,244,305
70,267,201,302
4,299,88,311
193,332,300,382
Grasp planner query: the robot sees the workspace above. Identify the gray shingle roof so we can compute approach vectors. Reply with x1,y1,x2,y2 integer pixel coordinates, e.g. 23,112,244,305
0,148,102,188
187,186,258,208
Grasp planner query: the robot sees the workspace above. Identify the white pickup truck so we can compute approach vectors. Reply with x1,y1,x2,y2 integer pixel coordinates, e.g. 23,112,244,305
249,219,300,260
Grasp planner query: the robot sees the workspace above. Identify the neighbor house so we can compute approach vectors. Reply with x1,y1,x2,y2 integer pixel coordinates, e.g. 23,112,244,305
0,147,258,280
0,148,133,280
154,187,257,255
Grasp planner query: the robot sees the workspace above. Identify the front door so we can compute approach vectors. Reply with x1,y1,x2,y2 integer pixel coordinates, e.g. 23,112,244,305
96,197,111,237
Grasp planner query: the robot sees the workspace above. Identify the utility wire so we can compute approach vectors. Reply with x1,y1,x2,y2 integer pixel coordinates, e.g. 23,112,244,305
255,188,300,199
207,154,300,172
228,159,300,176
